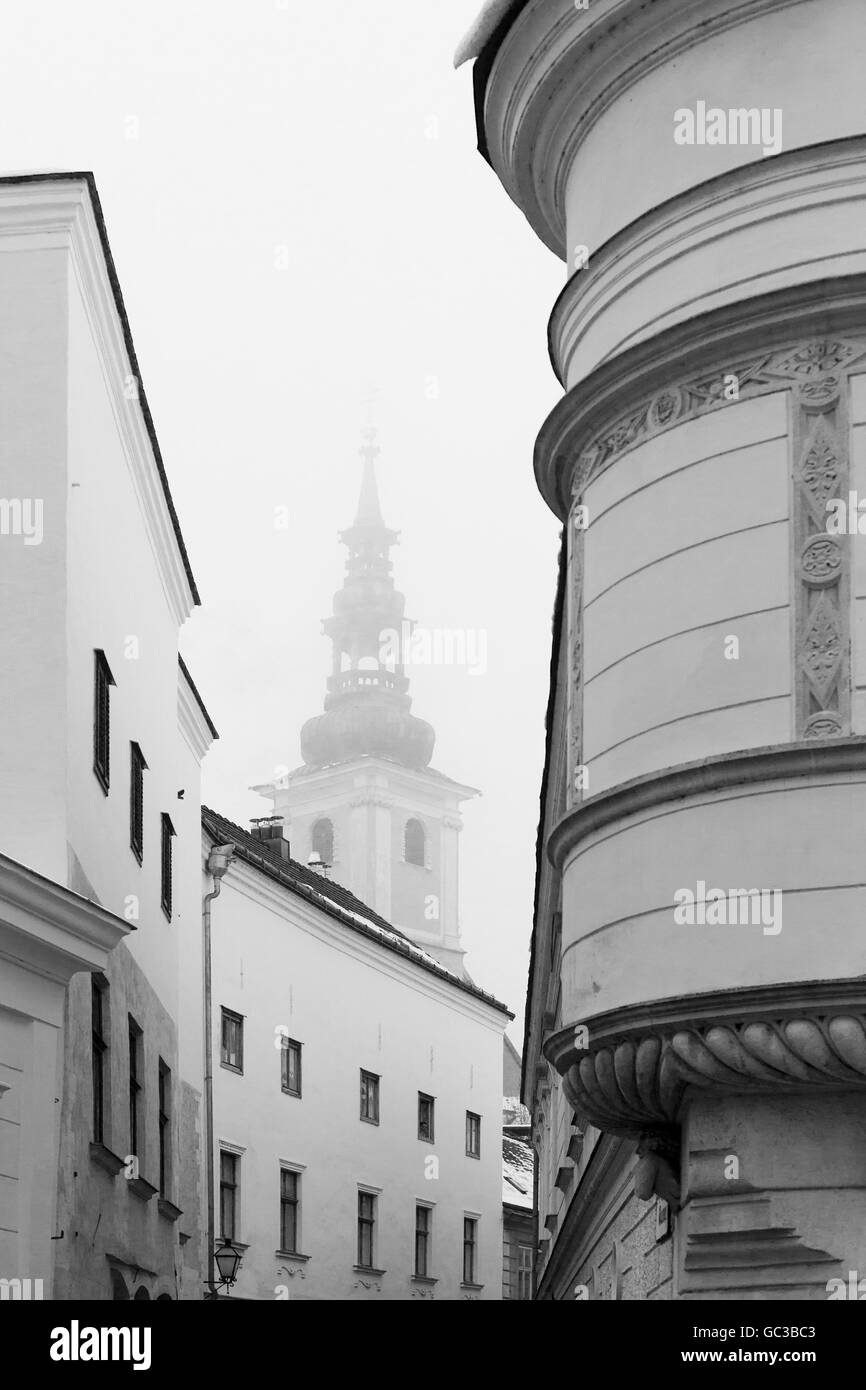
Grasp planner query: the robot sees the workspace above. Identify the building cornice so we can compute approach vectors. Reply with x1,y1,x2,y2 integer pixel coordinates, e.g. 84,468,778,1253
0,850,131,985
535,272,866,518
547,736,866,872
178,656,218,762
480,0,808,259
543,978,866,1139
548,135,866,388
0,173,199,622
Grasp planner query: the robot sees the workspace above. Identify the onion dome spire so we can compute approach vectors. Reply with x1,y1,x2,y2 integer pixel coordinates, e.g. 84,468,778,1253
300,430,435,770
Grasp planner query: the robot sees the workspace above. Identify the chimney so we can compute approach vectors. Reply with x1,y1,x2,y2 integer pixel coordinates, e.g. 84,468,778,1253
307,851,330,878
250,815,290,861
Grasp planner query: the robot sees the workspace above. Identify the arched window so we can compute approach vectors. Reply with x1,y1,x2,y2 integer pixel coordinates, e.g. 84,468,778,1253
311,818,334,865
133,1286,151,1301
404,818,426,867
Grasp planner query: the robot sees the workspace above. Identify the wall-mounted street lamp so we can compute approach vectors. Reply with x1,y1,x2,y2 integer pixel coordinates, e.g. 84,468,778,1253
214,1240,242,1290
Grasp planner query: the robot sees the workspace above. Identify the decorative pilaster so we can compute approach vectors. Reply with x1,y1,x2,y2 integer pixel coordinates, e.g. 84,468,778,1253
786,346,853,737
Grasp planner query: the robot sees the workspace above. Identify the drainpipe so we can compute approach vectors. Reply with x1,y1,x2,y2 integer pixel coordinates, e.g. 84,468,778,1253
203,844,235,1299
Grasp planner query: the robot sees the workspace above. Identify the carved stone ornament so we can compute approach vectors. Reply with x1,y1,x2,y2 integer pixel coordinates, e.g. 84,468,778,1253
545,985,866,1143
566,335,866,742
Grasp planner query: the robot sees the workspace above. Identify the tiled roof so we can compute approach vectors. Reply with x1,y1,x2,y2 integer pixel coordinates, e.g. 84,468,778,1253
202,807,512,1016
502,1133,534,1210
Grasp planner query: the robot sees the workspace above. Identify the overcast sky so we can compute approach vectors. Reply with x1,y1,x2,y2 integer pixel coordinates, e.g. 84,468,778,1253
3,0,565,1043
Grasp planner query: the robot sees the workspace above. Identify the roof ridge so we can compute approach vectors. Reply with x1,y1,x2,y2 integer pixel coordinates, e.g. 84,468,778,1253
201,805,512,1017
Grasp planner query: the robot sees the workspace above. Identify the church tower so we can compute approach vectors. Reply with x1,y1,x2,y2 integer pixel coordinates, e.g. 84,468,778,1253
254,429,477,978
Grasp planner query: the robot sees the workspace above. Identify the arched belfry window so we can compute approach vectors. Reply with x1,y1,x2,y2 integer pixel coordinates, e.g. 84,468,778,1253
312,818,334,865
404,818,426,867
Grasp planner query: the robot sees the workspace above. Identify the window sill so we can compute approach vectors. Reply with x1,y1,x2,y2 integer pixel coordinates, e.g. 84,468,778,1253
158,1198,183,1223
411,1275,438,1285
130,845,143,866
353,1266,386,1277
89,1141,125,1177
460,1282,484,1291
280,1088,301,1099
93,766,110,796
275,1250,311,1263
465,1152,481,1160
128,1175,158,1203
219,1239,250,1254
221,1062,243,1076
418,1135,434,1144
360,1117,379,1126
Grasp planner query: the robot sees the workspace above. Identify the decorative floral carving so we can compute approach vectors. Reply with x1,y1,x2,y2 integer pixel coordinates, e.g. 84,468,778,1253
801,593,842,701
775,339,859,382
798,417,840,521
800,535,842,586
649,390,680,428
803,711,843,739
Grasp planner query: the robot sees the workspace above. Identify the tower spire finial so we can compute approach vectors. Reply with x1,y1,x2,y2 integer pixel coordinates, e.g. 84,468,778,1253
355,422,385,529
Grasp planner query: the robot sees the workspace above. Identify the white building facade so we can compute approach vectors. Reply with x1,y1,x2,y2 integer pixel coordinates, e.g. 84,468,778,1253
203,808,510,1301
0,173,214,1299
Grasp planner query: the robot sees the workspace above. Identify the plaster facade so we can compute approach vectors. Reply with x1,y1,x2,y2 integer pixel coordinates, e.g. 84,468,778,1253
465,0,866,1298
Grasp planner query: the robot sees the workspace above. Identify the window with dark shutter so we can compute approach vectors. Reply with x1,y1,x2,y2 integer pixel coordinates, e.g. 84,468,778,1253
130,743,147,862
158,1060,170,1198
160,814,175,919
92,977,108,1143
93,651,115,793
128,1016,142,1160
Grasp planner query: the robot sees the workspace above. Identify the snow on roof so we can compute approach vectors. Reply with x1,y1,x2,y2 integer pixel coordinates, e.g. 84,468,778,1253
454,0,520,68
502,1134,534,1209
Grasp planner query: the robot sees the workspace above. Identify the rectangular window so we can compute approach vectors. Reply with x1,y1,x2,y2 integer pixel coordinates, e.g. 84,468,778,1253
466,1111,481,1158
130,743,146,862
279,1169,299,1254
160,813,175,919
221,1008,243,1073
128,1017,142,1159
158,1060,170,1199
93,650,115,793
281,1038,302,1096
91,978,108,1143
360,1069,379,1124
517,1244,533,1300
220,1151,238,1239
357,1191,376,1269
415,1204,431,1278
463,1217,478,1285
418,1092,435,1142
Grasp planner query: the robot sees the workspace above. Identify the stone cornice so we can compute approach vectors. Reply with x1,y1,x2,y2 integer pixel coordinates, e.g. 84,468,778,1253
547,737,866,872
0,174,199,623
535,273,866,518
0,850,131,984
482,0,808,259
543,979,866,1138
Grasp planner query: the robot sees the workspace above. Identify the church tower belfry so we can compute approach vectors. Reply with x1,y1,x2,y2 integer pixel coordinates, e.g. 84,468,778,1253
254,430,477,978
